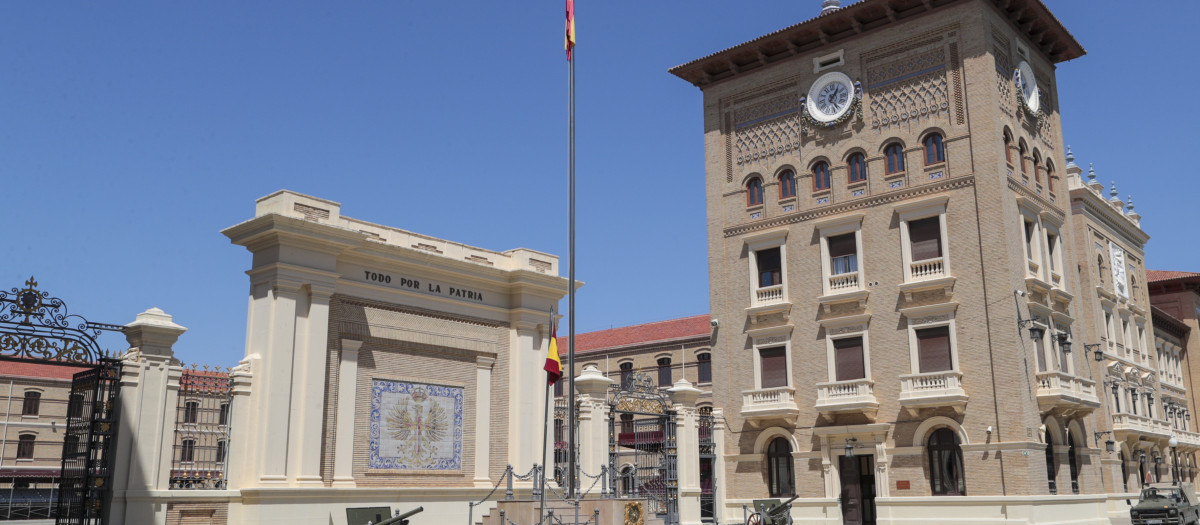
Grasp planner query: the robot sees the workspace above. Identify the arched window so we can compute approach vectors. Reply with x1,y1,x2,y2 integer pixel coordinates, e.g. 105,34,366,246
923,133,945,165
746,178,764,206
1033,152,1043,183
1004,131,1014,165
1067,428,1080,494
657,357,672,386
847,153,867,183
1046,161,1056,192
17,435,35,459
927,428,965,495
767,437,794,497
619,362,633,387
1045,429,1057,494
885,143,905,174
812,162,831,191
778,170,796,199
1019,143,1029,175
180,439,196,463
697,353,712,383
183,400,200,424
21,391,40,416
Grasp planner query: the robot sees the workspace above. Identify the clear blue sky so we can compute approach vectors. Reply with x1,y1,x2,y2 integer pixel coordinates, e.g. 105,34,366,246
3,1,1197,367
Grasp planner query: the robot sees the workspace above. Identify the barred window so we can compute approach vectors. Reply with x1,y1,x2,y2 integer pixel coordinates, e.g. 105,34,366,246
180,439,196,463
218,403,230,426
183,401,200,424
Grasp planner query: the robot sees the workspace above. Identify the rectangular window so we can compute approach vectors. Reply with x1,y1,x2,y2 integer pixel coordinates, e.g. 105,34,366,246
620,363,633,387
833,337,865,381
1104,312,1114,341
1046,234,1058,272
916,326,953,372
17,437,34,459
658,358,672,386
1024,220,1036,261
180,440,195,463
1035,335,1048,372
757,248,782,288
554,378,563,396
909,217,943,261
828,233,858,275
759,347,788,388
21,392,40,416
216,440,227,463
697,354,712,384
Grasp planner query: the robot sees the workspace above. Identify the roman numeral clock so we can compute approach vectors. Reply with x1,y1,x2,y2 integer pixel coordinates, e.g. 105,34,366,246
802,71,862,129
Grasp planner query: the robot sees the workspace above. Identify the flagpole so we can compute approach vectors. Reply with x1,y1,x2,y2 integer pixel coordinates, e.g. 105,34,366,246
566,22,578,501
539,335,551,519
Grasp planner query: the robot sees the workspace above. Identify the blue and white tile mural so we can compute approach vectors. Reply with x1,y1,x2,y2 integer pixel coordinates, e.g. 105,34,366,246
369,379,464,471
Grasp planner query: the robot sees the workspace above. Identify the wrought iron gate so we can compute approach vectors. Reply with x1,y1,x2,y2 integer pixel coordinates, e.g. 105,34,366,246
699,409,715,522
609,372,678,525
0,277,123,525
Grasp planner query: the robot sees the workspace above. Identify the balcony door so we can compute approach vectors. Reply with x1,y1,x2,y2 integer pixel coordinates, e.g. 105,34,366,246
839,455,876,525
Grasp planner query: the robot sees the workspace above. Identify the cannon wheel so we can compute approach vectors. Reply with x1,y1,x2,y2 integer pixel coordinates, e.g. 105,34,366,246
746,512,762,525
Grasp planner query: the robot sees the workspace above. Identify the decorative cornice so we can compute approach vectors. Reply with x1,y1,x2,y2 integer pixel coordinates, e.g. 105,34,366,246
724,175,975,238
1070,187,1151,247
1007,178,1065,223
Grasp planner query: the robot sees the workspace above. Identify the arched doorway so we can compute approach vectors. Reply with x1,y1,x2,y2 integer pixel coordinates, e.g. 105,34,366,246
1045,428,1057,494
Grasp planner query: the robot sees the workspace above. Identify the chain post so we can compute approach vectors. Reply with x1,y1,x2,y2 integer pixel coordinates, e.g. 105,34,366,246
534,463,542,498
593,508,600,525
574,499,580,525
601,465,608,498
499,509,506,525
505,464,514,501
468,502,473,525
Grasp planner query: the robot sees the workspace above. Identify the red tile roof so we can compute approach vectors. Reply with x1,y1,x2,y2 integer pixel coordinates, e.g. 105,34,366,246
1147,270,1200,283
0,359,93,380
558,315,711,354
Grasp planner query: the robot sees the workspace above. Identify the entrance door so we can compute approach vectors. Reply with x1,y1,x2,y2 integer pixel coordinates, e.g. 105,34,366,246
839,456,876,525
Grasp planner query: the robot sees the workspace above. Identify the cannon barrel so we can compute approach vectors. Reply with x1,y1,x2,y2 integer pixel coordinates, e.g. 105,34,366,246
766,495,799,516
376,506,424,525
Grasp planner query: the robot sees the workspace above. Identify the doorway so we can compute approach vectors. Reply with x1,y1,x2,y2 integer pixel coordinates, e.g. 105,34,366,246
839,455,876,525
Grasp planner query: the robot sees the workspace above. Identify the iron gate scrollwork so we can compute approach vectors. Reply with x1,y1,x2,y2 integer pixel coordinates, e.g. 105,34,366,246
0,277,124,525
609,372,678,525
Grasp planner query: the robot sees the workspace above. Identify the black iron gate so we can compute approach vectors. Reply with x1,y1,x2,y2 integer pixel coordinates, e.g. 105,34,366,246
609,372,678,525
699,409,715,522
0,277,123,525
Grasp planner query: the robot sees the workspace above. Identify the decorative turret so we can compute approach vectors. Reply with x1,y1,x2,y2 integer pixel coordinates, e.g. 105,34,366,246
1087,163,1103,193
1126,195,1141,226
1066,146,1077,169
821,0,841,15
1064,146,1084,189
1109,181,1124,212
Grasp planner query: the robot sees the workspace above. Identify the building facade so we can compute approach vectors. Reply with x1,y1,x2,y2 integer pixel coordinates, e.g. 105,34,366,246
670,0,1146,523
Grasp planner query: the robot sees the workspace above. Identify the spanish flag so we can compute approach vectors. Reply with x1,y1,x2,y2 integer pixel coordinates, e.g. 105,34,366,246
564,0,576,60
544,323,562,385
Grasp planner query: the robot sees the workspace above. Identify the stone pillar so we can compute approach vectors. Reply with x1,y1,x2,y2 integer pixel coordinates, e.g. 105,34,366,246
255,279,302,485
508,320,544,475
475,355,495,486
291,284,334,486
669,378,703,525
711,408,729,525
333,339,362,487
109,307,187,525
225,358,254,489
576,366,615,483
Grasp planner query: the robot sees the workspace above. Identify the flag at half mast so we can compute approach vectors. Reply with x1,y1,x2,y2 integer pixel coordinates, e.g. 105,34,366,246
564,0,576,60
544,320,562,385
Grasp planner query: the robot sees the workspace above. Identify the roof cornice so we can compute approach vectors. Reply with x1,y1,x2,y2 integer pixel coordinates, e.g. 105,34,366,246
1069,188,1150,248
669,0,1085,88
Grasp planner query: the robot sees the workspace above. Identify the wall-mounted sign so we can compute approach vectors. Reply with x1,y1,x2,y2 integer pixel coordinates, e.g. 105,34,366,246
354,268,486,303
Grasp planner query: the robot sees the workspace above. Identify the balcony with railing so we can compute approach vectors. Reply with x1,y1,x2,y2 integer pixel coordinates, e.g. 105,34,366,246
910,257,945,281
1035,371,1100,416
827,272,860,293
754,284,784,306
899,258,954,301
815,379,878,419
898,370,968,414
1112,412,1172,440
741,386,799,425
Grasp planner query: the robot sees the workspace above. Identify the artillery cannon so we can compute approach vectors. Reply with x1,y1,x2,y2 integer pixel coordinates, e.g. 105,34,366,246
374,506,424,525
745,495,798,525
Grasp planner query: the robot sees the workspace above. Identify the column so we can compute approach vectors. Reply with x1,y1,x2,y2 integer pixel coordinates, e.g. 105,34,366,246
109,307,187,525
333,339,362,487
507,320,543,474
291,284,333,486
711,408,729,525
225,360,254,488
576,366,615,482
475,355,495,486
669,378,703,525
256,280,301,484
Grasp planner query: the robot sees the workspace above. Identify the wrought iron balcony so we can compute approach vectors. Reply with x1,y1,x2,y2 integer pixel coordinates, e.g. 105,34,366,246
898,370,968,414
740,386,799,425
815,379,878,419
1035,371,1100,416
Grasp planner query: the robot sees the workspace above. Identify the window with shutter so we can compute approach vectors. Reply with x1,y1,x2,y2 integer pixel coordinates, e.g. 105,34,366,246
828,234,858,275
908,217,942,261
757,248,782,287
759,347,788,388
916,326,953,372
833,337,865,381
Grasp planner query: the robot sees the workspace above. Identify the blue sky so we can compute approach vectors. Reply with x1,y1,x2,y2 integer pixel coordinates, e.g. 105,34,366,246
2,1,1197,367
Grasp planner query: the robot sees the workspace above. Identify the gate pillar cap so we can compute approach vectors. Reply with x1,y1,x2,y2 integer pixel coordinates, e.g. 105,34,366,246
668,379,702,407
124,307,187,355
575,365,614,397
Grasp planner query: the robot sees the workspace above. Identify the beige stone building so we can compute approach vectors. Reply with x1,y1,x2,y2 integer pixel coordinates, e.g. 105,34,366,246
668,0,1151,523
0,360,90,519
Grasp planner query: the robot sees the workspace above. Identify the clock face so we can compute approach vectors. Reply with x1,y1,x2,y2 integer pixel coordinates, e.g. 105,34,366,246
1016,61,1040,113
806,72,855,123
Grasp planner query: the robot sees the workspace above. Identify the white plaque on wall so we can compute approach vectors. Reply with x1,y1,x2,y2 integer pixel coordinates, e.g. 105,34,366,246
1109,241,1129,299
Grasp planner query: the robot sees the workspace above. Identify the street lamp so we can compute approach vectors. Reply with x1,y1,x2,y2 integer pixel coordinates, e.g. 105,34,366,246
1084,343,1104,362
1018,316,1045,341
1056,331,1072,353
844,438,857,458
1170,437,1180,485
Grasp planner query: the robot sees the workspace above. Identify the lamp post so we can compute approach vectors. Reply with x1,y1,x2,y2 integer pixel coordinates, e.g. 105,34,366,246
1085,343,1104,362
844,438,857,458
1170,437,1180,485
1018,315,1045,341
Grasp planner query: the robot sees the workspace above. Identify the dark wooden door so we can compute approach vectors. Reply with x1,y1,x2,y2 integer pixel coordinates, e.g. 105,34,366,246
839,456,862,525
